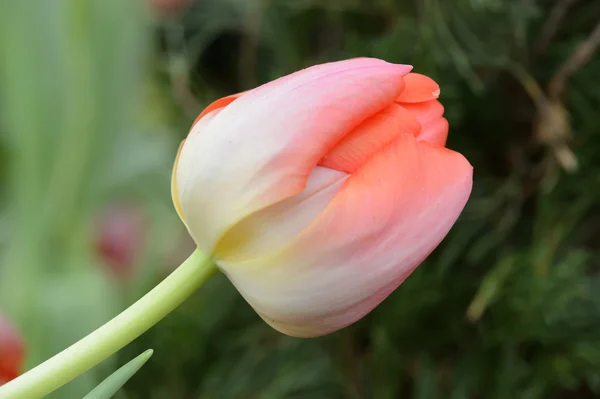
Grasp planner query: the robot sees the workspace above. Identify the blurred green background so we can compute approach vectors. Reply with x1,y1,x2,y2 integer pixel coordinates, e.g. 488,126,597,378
1,0,600,398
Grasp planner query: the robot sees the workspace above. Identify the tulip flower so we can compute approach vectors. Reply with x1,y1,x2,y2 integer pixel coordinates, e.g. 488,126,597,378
0,313,24,385
172,57,473,337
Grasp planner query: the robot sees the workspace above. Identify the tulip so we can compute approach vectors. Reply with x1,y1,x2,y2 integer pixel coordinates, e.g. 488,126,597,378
172,58,472,337
0,313,24,385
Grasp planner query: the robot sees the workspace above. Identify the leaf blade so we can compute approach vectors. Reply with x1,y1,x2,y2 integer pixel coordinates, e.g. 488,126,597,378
82,349,153,399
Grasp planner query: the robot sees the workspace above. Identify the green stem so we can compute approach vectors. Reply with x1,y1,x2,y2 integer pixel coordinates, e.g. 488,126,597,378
0,249,216,399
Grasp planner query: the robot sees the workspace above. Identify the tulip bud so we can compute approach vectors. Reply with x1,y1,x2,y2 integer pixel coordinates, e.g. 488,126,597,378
172,58,473,337
0,313,24,384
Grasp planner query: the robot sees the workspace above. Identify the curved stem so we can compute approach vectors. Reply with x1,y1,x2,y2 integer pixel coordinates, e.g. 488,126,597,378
0,249,216,399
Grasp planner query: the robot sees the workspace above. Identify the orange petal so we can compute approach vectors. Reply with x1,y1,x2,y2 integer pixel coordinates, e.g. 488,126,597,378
402,100,448,147
417,117,448,147
193,91,248,125
396,73,440,103
402,100,444,125
319,103,421,173
218,134,472,337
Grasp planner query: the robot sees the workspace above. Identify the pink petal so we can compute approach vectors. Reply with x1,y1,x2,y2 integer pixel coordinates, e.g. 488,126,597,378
396,73,441,103
319,103,420,173
176,58,412,253
218,134,472,337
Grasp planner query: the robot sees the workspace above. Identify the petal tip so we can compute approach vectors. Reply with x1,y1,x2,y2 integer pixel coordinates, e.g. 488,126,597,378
396,73,442,103
394,63,414,76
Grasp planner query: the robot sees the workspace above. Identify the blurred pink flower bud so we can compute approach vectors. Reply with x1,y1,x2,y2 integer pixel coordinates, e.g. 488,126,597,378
0,313,24,385
148,0,192,17
95,203,145,281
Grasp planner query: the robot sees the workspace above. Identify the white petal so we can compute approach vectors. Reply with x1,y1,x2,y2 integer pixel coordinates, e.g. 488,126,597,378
215,166,348,260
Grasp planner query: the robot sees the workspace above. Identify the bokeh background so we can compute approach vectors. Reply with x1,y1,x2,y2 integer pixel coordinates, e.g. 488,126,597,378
1,0,600,398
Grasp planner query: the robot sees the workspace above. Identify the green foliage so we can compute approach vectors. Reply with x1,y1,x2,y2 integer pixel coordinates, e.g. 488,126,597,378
1,0,600,398
0,0,168,397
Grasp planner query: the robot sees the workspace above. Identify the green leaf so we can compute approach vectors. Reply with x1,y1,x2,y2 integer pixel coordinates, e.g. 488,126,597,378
82,349,153,399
